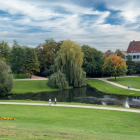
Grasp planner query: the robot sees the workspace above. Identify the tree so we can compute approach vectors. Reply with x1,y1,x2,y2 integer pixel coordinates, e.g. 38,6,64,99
35,38,60,72
0,59,13,96
135,62,140,74
115,49,125,59
103,54,127,80
126,55,136,74
52,40,86,87
82,45,104,77
22,47,40,78
0,41,11,64
10,40,24,77
104,50,114,58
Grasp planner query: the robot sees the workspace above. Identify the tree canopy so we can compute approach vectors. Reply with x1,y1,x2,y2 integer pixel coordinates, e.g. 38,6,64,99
49,40,86,88
82,45,104,77
103,54,127,80
10,40,24,77
126,55,136,74
35,39,60,71
0,41,11,64
0,59,13,96
22,47,40,78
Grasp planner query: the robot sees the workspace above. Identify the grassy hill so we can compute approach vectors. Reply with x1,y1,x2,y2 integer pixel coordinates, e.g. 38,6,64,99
0,104,140,140
87,79,140,96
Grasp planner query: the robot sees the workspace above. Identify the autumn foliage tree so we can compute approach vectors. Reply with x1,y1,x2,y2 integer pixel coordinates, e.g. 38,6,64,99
103,54,127,80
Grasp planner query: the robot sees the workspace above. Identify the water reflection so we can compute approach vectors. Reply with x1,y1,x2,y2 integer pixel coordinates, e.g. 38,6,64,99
1,86,140,108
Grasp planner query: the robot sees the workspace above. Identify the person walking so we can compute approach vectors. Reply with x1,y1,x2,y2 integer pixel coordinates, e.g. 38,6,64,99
49,98,51,106
54,97,57,105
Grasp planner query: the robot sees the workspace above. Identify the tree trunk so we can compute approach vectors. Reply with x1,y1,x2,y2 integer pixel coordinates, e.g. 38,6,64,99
115,75,116,81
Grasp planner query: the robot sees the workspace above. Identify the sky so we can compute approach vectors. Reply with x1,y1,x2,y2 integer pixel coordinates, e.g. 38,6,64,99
0,0,140,52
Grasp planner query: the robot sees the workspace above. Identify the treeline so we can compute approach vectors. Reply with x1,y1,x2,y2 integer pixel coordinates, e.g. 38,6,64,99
0,39,139,79
104,50,140,75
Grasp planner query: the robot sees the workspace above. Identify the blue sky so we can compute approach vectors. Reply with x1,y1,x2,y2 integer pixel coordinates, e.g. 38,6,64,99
0,0,140,52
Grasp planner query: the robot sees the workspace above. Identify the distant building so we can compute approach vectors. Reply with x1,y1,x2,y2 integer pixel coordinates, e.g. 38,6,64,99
125,40,140,62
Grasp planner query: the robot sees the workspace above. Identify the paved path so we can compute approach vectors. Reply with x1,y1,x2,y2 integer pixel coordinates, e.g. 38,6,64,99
0,102,140,113
14,75,48,81
94,77,140,91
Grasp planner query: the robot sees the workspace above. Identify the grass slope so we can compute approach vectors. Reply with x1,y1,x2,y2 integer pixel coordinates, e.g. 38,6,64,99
108,76,140,89
10,80,60,94
87,79,140,96
0,104,140,140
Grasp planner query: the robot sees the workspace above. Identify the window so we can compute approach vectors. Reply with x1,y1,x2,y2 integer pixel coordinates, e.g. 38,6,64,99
133,55,136,59
137,55,139,58
131,50,133,52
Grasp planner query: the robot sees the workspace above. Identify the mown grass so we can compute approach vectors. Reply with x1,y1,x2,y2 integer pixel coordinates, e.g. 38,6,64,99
87,79,140,96
0,104,140,140
108,76,140,89
12,73,30,79
10,80,60,94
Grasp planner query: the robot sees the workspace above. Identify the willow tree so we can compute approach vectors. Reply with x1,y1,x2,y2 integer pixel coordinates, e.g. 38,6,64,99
53,40,86,87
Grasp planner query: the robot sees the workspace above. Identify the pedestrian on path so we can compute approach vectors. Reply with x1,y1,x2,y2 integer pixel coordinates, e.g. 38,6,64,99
54,97,57,105
49,98,51,106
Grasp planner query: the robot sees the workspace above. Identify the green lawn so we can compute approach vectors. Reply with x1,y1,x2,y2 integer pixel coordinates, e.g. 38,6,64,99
108,76,140,89
0,104,140,140
12,73,30,79
10,80,60,94
87,79,140,96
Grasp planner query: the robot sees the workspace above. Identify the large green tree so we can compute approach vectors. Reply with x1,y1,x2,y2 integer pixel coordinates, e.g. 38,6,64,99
82,45,104,77
35,38,60,72
103,54,127,80
52,40,86,88
135,62,140,74
0,59,13,96
22,47,40,78
0,41,11,64
10,40,24,77
126,55,136,74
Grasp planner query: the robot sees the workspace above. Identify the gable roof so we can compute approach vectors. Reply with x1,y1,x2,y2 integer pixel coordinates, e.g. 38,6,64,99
121,51,126,56
126,40,140,53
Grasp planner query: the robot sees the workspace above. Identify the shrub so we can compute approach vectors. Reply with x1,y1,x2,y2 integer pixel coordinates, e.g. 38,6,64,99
47,70,68,89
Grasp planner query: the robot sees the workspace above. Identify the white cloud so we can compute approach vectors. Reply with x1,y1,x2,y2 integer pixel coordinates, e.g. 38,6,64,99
0,0,140,52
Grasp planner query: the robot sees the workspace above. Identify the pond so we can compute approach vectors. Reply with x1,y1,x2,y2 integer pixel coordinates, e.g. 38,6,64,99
1,86,140,108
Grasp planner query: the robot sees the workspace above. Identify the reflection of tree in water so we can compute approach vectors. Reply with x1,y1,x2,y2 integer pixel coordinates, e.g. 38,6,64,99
68,87,87,102
2,86,139,108
86,87,104,98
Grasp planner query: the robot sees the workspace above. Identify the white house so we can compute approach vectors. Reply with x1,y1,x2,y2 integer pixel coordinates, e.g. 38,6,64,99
125,40,140,62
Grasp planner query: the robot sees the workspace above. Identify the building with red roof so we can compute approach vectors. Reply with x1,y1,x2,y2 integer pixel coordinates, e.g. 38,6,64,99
125,40,140,62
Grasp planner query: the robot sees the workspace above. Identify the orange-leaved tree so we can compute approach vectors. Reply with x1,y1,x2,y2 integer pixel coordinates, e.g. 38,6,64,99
103,54,127,80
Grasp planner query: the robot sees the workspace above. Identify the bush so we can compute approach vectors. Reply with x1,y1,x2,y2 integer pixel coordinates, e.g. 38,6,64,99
0,59,13,96
47,70,68,89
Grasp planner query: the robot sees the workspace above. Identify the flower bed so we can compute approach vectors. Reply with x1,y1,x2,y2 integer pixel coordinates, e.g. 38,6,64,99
0,117,15,120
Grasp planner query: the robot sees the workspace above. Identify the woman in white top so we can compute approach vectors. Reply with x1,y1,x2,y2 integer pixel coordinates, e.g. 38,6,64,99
49,98,51,106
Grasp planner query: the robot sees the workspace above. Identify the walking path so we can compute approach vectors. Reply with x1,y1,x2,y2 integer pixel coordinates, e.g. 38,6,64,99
14,75,48,81
94,77,140,91
0,102,140,113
